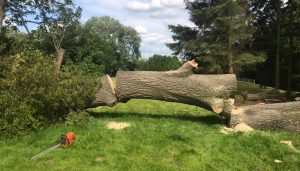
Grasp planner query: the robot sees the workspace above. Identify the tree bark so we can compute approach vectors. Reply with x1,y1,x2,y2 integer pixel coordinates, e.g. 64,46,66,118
230,101,300,133
91,60,300,132
0,0,7,33
275,0,281,89
92,60,237,114
55,48,65,72
287,36,294,94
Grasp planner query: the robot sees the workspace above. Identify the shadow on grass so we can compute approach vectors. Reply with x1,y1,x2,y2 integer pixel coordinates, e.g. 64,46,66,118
86,111,223,125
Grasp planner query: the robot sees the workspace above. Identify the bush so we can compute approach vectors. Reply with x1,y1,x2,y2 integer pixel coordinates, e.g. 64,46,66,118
65,110,92,125
0,50,97,136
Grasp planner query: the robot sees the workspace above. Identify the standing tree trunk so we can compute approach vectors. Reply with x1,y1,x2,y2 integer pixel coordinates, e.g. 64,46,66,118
227,22,234,74
275,0,281,89
55,48,65,72
287,36,294,94
91,60,237,115
0,0,7,33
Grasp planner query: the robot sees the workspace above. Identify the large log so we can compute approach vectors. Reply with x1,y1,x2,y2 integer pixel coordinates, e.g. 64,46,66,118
91,60,237,114
90,60,300,132
230,101,300,132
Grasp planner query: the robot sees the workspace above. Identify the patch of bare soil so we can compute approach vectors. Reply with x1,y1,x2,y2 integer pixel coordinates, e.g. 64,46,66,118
107,122,131,130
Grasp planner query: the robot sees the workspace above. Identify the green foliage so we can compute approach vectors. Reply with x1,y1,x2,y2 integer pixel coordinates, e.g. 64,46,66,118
63,57,105,77
137,55,182,71
73,16,141,76
0,50,97,136
37,0,82,50
168,0,265,74
0,32,9,54
0,99,299,170
65,110,92,125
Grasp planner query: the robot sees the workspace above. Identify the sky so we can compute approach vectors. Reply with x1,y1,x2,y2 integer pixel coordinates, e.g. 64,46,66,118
74,0,194,58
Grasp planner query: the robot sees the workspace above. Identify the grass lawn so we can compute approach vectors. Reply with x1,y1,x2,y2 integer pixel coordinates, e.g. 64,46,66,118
237,81,272,94
1,99,300,170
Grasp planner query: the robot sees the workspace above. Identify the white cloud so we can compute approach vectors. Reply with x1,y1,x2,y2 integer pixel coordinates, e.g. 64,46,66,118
142,32,173,43
135,25,148,34
159,0,184,7
126,0,184,12
150,9,177,18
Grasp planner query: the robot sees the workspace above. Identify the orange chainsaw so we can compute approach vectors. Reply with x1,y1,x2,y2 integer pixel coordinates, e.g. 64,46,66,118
31,132,76,159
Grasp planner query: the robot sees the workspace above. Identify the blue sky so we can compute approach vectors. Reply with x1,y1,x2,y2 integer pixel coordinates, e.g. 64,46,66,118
74,0,194,58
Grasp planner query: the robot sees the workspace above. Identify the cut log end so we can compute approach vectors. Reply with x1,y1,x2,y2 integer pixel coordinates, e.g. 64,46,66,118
91,75,118,107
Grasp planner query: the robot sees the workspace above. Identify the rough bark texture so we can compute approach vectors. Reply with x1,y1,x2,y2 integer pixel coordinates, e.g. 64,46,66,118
55,48,65,72
230,101,300,132
0,0,7,33
92,60,237,114
244,94,262,101
91,60,300,132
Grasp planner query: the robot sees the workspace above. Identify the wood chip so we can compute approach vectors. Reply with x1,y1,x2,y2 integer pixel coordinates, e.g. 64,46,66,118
274,159,282,163
280,140,295,149
95,157,106,162
107,122,131,130
233,123,254,132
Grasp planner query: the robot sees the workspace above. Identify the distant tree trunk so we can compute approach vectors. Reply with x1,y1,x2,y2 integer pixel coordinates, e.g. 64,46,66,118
275,0,281,89
287,36,294,94
55,48,65,72
227,23,234,74
0,0,7,33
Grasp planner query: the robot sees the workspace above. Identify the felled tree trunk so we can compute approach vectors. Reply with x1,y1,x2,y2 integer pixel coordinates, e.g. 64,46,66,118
230,101,300,132
91,60,237,114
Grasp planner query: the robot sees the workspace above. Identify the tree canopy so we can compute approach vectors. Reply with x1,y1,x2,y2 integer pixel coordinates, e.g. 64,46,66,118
168,0,265,74
72,16,141,76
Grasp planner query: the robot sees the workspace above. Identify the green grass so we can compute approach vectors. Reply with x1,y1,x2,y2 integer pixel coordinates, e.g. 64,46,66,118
1,99,300,171
237,81,272,94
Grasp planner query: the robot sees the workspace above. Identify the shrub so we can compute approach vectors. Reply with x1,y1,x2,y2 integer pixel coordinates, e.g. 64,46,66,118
0,50,98,136
65,110,92,125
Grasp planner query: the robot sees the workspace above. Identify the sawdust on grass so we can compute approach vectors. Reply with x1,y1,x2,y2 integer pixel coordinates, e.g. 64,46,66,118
107,122,131,130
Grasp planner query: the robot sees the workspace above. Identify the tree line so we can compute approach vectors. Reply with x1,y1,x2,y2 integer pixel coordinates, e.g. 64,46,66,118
0,0,181,76
0,0,181,136
167,0,300,92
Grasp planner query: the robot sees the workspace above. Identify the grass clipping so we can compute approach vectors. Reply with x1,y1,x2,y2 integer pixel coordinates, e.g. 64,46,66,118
107,122,131,130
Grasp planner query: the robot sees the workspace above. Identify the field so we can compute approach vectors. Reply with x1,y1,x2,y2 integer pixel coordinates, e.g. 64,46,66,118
1,99,300,171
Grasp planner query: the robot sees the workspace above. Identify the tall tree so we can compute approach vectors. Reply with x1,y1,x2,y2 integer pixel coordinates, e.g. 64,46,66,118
0,0,7,33
281,0,300,93
2,0,40,34
250,0,300,89
37,0,82,72
168,0,263,74
76,16,141,76
275,0,282,89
